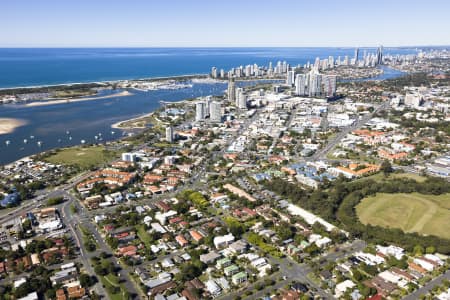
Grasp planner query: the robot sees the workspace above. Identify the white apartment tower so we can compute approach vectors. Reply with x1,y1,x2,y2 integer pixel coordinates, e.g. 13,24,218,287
209,101,222,122
236,88,247,109
165,126,174,143
195,101,205,121
295,74,307,96
227,78,236,103
286,70,295,86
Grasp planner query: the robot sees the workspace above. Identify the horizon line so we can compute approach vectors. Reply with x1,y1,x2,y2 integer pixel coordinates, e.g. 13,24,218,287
1,44,450,49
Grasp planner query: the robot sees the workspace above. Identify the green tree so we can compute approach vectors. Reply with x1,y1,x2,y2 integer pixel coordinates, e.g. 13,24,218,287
414,245,424,256
381,160,393,176
425,246,435,254
79,273,95,287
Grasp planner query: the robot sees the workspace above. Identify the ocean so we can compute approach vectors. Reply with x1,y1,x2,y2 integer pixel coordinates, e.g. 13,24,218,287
0,47,417,165
0,47,418,88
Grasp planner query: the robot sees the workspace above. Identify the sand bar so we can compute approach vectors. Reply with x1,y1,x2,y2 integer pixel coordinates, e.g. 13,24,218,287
111,112,155,129
25,90,132,107
0,118,28,135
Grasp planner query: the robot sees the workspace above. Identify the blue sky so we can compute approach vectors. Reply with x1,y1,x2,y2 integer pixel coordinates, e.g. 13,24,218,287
1,0,449,47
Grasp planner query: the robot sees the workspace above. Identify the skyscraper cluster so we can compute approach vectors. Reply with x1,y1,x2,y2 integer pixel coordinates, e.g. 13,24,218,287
211,60,290,79
195,97,222,123
302,46,384,71
294,68,337,98
227,78,247,109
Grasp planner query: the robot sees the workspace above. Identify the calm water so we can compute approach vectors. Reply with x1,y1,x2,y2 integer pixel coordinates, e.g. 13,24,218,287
0,81,278,165
0,47,417,165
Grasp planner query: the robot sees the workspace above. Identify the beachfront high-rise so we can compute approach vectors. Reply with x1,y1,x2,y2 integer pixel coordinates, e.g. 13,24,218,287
211,67,218,78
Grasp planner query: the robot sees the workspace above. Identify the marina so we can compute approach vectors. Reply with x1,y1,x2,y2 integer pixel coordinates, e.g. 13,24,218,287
0,79,280,165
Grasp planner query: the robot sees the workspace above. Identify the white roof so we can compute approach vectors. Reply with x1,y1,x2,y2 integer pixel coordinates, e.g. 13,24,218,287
18,292,38,300
287,204,336,232
250,257,267,267
335,280,356,295
38,219,62,230
214,233,235,248
205,279,221,295
14,278,27,288
215,277,230,290
424,254,444,265
61,262,75,270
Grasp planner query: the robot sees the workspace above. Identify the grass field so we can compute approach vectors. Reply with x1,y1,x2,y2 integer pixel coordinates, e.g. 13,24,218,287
99,273,128,300
136,225,152,249
356,192,450,239
354,172,427,184
44,146,118,169
391,173,427,182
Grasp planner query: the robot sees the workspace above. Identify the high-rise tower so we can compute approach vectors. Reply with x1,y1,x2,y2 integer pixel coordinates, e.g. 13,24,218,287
227,77,236,103
195,102,205,121
354,48,359,64
165,126,174,143
209,101,222,122
376,45,384,65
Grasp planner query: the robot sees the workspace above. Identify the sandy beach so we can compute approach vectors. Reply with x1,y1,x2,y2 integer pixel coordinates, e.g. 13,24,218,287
111,112,155,129
0,118,28,135
25,90,132,107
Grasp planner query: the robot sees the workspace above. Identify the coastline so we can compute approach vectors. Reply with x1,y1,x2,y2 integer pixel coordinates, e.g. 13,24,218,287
111,112,155,129
24,90,132,107
0,73,208,91
0,118,28,135
112,97,195,129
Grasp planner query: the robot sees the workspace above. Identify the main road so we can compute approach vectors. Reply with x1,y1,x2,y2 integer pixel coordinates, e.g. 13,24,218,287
61,191,143,299
309,101,390,161
402,269,450,300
